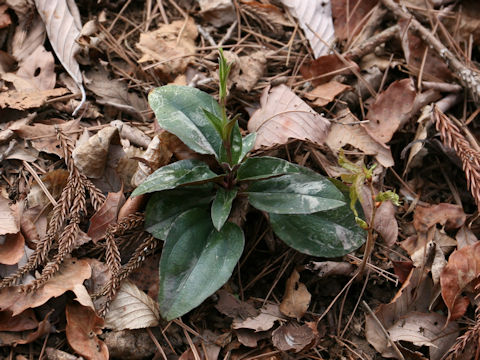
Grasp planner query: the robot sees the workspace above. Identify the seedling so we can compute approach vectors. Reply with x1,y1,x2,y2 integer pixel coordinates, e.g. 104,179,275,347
131,50,365,320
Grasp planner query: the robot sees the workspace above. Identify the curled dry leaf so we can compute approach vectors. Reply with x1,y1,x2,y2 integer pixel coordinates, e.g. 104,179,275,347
72,126,120,179
279,269,311,320
0,195,19,235
232,303,285,332
0,232,25,265
248,85,330,149
362,79,417,145
280,0,334,58
104,280,160,331
136,17,197,75
87,189,126,243
271,321,315,352
110,120,151,149
66,302,108,360
325,109,394,167
441,242,480,321
0,258,91,316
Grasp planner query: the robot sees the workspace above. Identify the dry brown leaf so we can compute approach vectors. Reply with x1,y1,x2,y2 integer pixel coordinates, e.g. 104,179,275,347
413,203,466,234
104,329,156,359
87,190,125,243
110,120,151,149
104,280,160,330
0,87,69,111
84,259,111,313
198,0,235,27
72,126,120,179
331,0,378,41
34,0,84,96
0,140,39,161
0,195,19,235
441,242,480,321
232,303,285,332
45,348,80,360
0,309,37,332
307,261,355,278
279,269,311,320
66,302,109,360
280,0,334,58
0,312,51,346
0,258,91,316
325,110,394,167
300,54,359,86
248,84,330,149
0,4,12,28
136,17,197,75
456,225,478,249
15,45,56,90
304,80,351,106
271,321,315,352
235,328,268,348
0,232,25,265
230,51,267,92
215,289,259,319
27,169,69,208
241,1,292,28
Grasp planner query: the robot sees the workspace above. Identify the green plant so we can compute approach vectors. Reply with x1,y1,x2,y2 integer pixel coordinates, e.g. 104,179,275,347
131,50,365,320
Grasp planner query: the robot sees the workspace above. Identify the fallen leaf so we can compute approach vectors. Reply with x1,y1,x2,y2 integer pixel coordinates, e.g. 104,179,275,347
413,203,466,234
45,348,80,360
232,51,267,92
441,242,480,321
15,45,56,90
198,0,236,27
232,303,285,332
279,269,311,320
300,54,359,86
136,17,197,75
84,259,111,313
280,0,335,58
10,6,46,63
72,126,121,179
362,79,417,145
241,1,292,29
325,109,394,167
110,120,151,149
304,80,351,106
306,261,355,278
248,84,330,149
104,280,160,330
235,328,268,347
0,309,37,332
331,0,378,41
271,321,315,352
27,169,70,208
34,0,84,99
87,189,125,243
456,225,478,249
0,195,19,235
66,302,109,360
0,87,69,111
215,289,259,319
104,329,156,359
0,258,92,316
0,4,12,29
0,312,51,346
0,140,39,162
0,232,25,265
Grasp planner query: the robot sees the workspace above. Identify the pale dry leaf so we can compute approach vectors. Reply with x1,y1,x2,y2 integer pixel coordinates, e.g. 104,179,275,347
110,120,151,149
0,88,69,111
307,261,355,278
0,196,19,235
233,51,267,92
34,0,85,113
271,321,315,352
11,11,45,62
456,225,478,249
0,233,25,265
0,258,91,316
16,45,55,90
72,126,121,179
280,0,335,58
0,141,39,162
66,302,109,360
198,0,235,27
136,17,197,75
104,280,160,330
304,80,351,106
279,269,311,320
232,303,285,332
325,110,394,167
248,84,330,149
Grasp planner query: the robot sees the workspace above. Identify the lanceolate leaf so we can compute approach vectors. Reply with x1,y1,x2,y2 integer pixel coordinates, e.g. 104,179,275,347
219,122,243,165
269,203,365,257
149,85,223,157
158,208,244,320
211,188,238,231
237,156,306,181
247,173,345,214
240,133,256,161
131,159,220,196
145,185,215,240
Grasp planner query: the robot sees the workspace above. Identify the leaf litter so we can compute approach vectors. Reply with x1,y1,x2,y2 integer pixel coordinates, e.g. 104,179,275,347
1,0,480,359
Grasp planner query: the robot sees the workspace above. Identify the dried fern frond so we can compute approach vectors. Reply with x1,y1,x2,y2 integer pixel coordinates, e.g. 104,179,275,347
433,106,480,209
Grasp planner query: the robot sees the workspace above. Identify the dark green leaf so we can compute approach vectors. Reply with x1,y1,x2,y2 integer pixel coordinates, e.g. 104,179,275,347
148,85,223,157
220,121,243,165
203,109,224,138
131,159,221,196
269,203,366,257
247,173,345,214
211,188,238,231
145,185,215,240
237,156,306,181
239,133,256,161
158,208,244,320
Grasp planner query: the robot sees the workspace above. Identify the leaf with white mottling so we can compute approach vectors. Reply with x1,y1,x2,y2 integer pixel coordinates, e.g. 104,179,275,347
247,85,330,149
104,280,160,330
34,0,85,113
280,0,334,58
